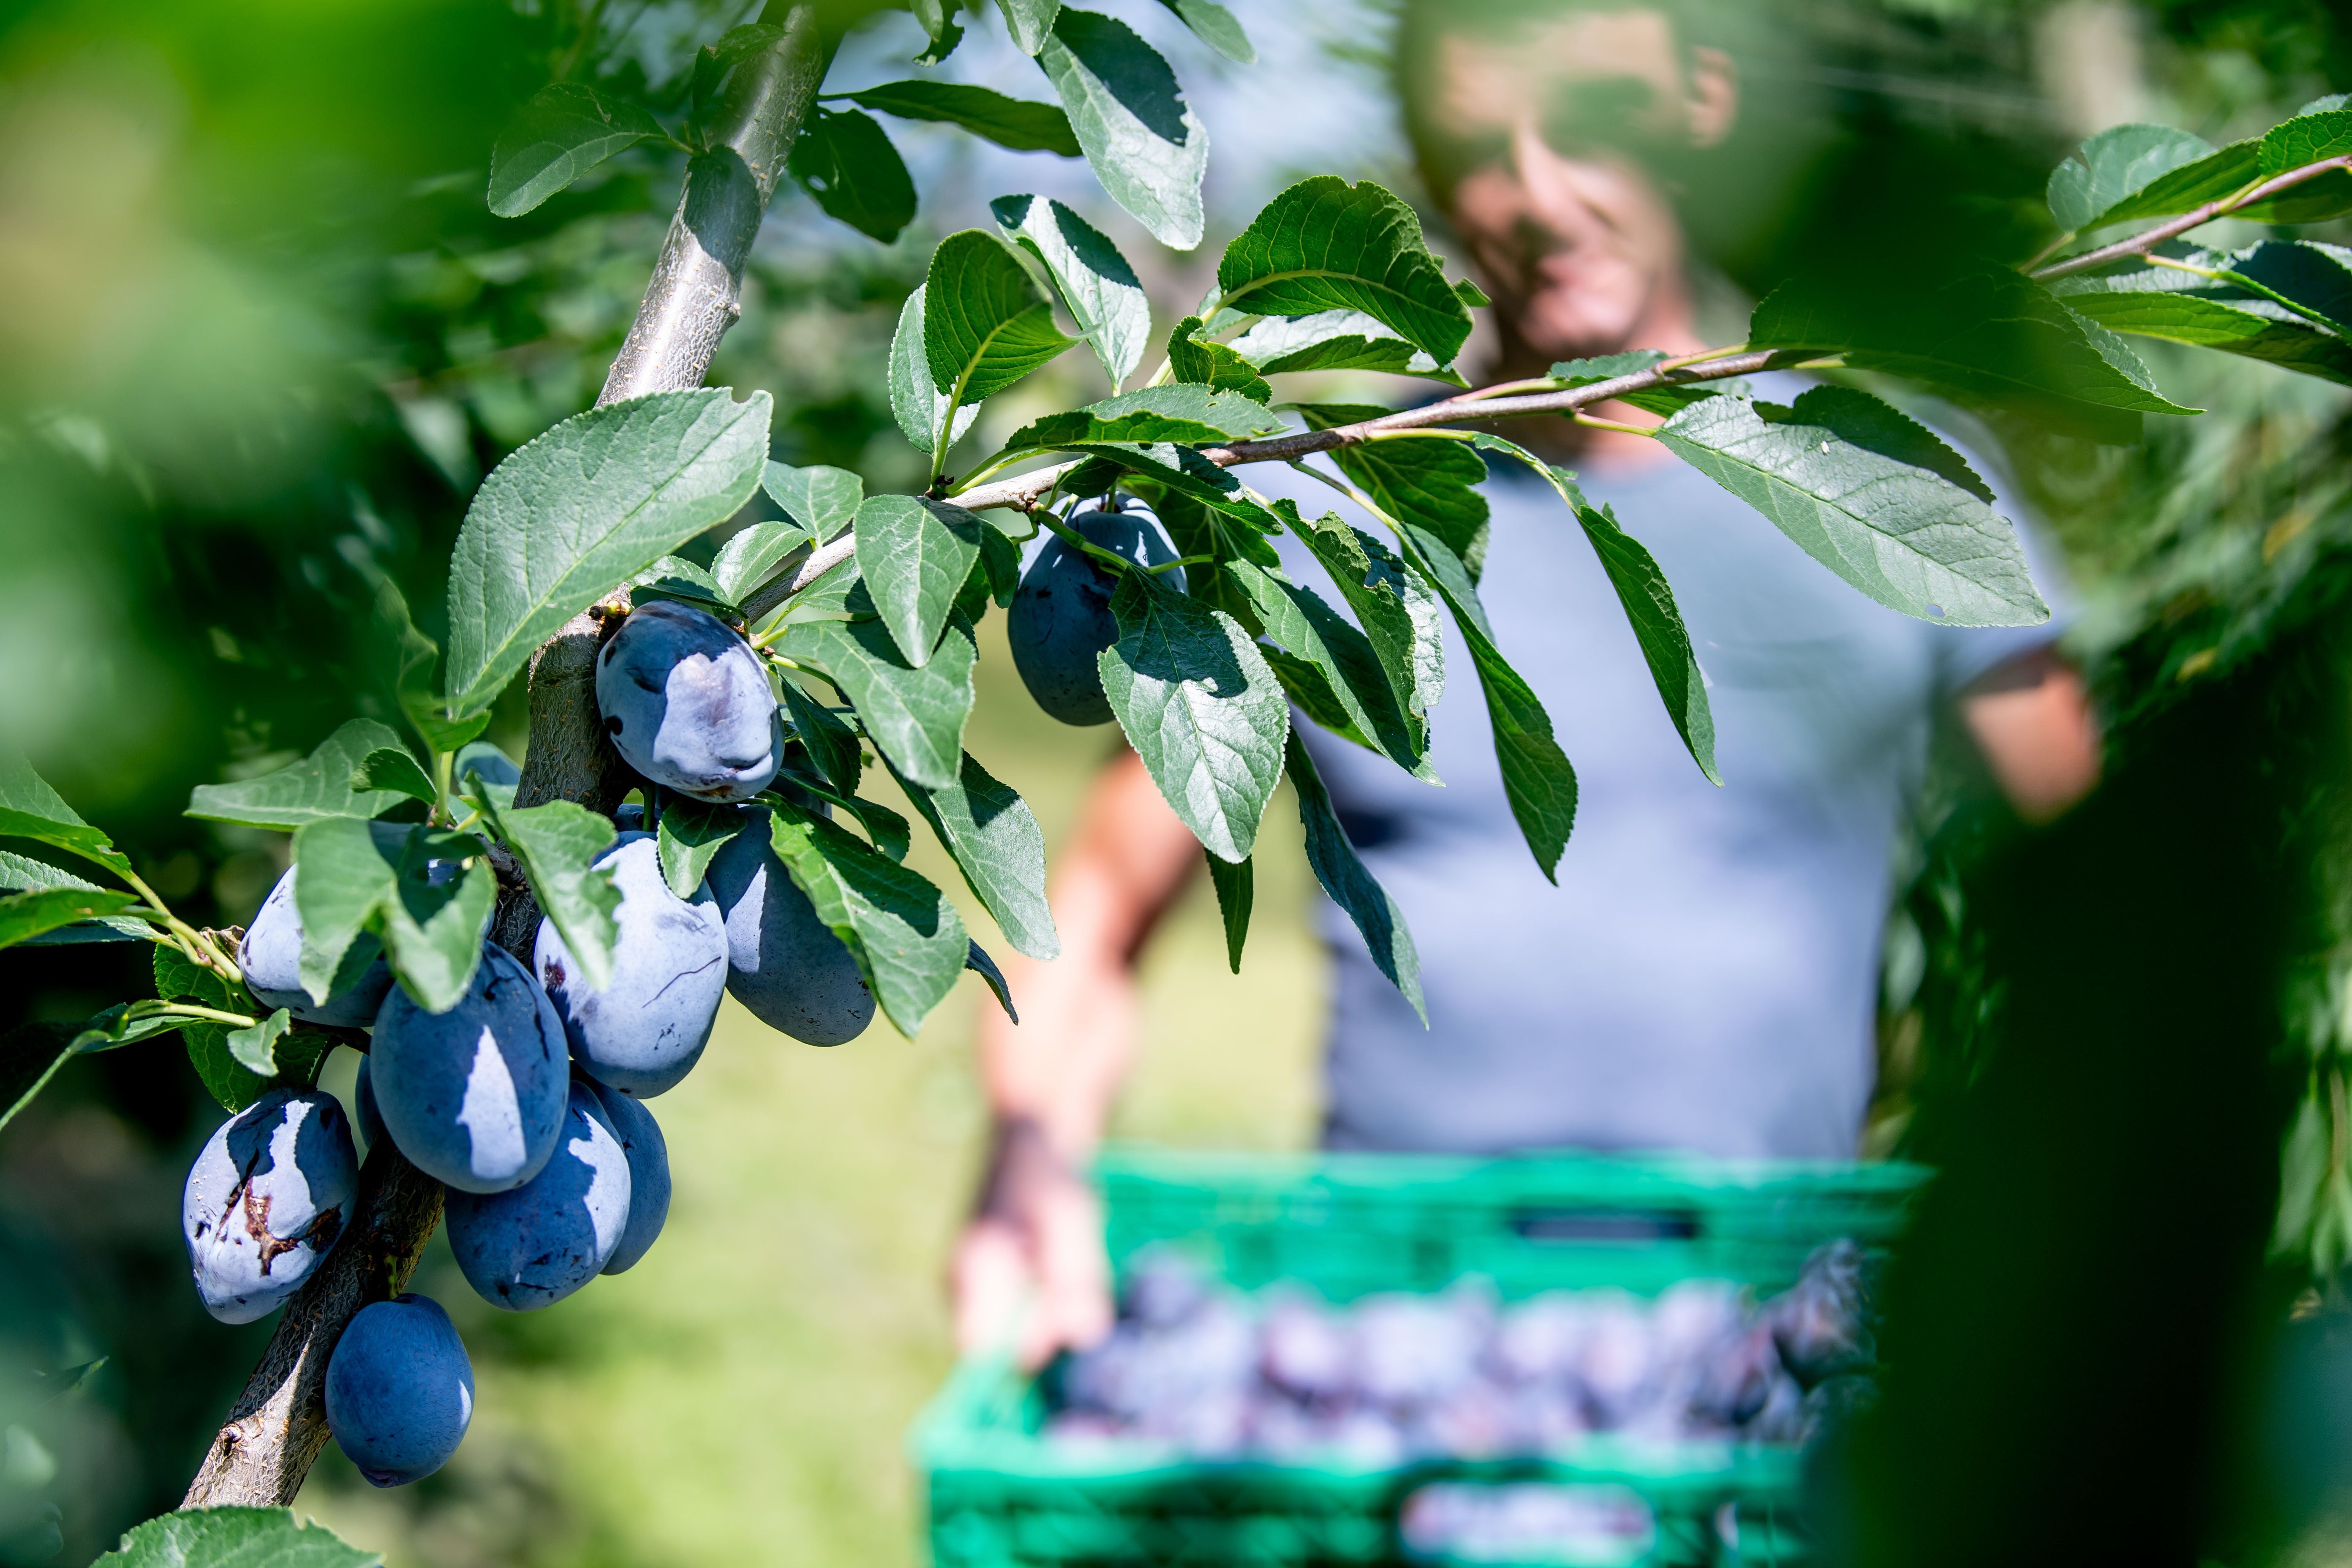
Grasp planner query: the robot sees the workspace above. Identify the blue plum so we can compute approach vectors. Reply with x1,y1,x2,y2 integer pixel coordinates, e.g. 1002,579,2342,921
1006,508,1180,725
595,601,781,801
239,868,393,1028
181,1088,357,1324
352,1054,385,1154
443,1081,632,1310
588,1081,671,1274
702,806,874,1045
370,944,569,1193
325,1293,474,1486
536,833,727,1097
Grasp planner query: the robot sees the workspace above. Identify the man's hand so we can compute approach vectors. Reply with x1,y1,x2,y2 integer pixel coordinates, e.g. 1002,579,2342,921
952,1117,1113,1369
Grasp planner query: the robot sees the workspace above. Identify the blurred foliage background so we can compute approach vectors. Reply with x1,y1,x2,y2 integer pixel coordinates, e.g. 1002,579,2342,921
5,0,2352,1563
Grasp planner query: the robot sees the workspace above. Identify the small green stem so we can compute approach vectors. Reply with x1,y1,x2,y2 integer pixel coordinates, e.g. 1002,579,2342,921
2145,253,2352,335
1656,342,1757,373
1573,413,1661,436
139,1001,261,1029
1040,512,1157,579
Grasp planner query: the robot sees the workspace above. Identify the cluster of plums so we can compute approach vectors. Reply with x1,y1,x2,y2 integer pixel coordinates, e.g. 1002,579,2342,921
1045,1243,1876,1463
181,599,878,1487
1008,506,1180,725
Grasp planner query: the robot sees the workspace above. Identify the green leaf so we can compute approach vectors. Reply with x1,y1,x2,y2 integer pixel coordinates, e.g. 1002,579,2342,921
1156,0,1252,63
1217,178,1473,364
765,803,967,1036
224,1009,293,1076
1285,506,1444,760
764,461,866,542
838,81,1079,155
709,522,806,604
779,678,864,796
0,849,152,943
1232,310,1466,386
1468,442,1718,784
691,22,789,120
2072,137,2257,229
468,790,619,991
2264,109,2352,177
779,617,975,791
806,787,913,863
995,0,1061,54
0,887,139,951
855,495,987,666
0,752,132,879
633,547,742,621
1224,559,1433,779
487,83,665,218
1206,850,1250,972
787,107,917,243
354,746,438,810
1296,407,1493,582
1039,8,1209,250
1545,351,1725,416
1099,571,1289,863
154,946,271,1112
1653,387,2050,628
291,819,397,1008
654,798,744,901
294,820,495,1015
890,289,982,456
1285,732,1424,1023
1165,316,1272,403
910,0,963,63
1747,259,2195,443
2,1022,81,1133
965,940,1018,1022
2057,268,2352,387
925,230,1078,411
372,576,491,757
443,388,772,719
2047,123,2216,232
94,1506,381,1568
991,193,1151,388
187,720,421,831
1002,384,1277,452
890,751,1059,960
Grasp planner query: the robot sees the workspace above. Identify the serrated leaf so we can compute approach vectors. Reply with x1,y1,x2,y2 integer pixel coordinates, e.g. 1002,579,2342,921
1285,732,1422,1022
0,887,139,950
2264,109,2352,176
764,460,865,542
2058,266,2352,387
1206,850,1250,972
294,819,493,1015
765,802,967,1036
965,940,1017,1021
94,1505,381,1568
788,107,916,243
890,289,982,456
1157,0,1251,62
1654,387,2049,628
0,753,131,879
224,1009,293,1076
354,746,438,809
910,0,963,63
0,849,152,943
926,230,1078,411
0,847,101,893
1216,178,1473,363
373,576,491,756
2047,123,2216,232
1039,8,1208,250
655,798,744,900
779,617,975,790
187,720,419,831
995,0,1061,54
291,819,398,1007
991,193,1150,387
1224,559,1432,779
855,495,986,666
468,789,619,991
1232,310,1465,386
1297,408,1493,582
1748,259,2195,443
779,678,864,795
629,556,739,619
1003,384,1277,452
710,522,806,603
1285,507,1444,763
1165,316,1272,403
840,81,1079,155
1099,571,1288,863
890,751,1059,960
443,389,772,719
488,83,665,218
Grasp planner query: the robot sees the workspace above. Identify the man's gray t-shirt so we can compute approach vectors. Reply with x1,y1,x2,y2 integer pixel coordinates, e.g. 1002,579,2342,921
1259,454,2056,1161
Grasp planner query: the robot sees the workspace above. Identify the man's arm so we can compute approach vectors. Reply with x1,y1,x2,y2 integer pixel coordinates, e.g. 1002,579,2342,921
1960,648,2103,822
951,749,1201,1367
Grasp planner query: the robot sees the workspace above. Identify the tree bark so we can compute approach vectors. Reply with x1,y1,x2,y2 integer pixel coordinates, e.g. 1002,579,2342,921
181,4,822,1509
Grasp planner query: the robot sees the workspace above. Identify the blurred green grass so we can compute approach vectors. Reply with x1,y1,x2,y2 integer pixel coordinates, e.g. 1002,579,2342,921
294,615,1329,1568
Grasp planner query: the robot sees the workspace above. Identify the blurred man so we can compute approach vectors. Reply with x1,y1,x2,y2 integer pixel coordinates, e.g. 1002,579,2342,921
954,0,2104,1367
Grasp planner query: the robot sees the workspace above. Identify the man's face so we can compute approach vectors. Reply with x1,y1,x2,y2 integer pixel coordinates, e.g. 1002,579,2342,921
1430,9,1735,362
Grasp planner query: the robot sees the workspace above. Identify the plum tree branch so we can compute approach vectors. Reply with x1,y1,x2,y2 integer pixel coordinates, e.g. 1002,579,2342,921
2029,153,2352,283
181,4,826,1511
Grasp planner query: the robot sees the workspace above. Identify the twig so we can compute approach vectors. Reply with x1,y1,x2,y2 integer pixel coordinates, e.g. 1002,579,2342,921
2030,155,2352,283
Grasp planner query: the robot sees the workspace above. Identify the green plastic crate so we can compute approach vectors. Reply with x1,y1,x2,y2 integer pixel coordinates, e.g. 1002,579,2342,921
915,1146,1929,1568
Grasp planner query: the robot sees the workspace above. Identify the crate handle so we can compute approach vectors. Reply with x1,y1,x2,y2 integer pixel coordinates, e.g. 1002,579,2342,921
1508,1206,1703,1244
